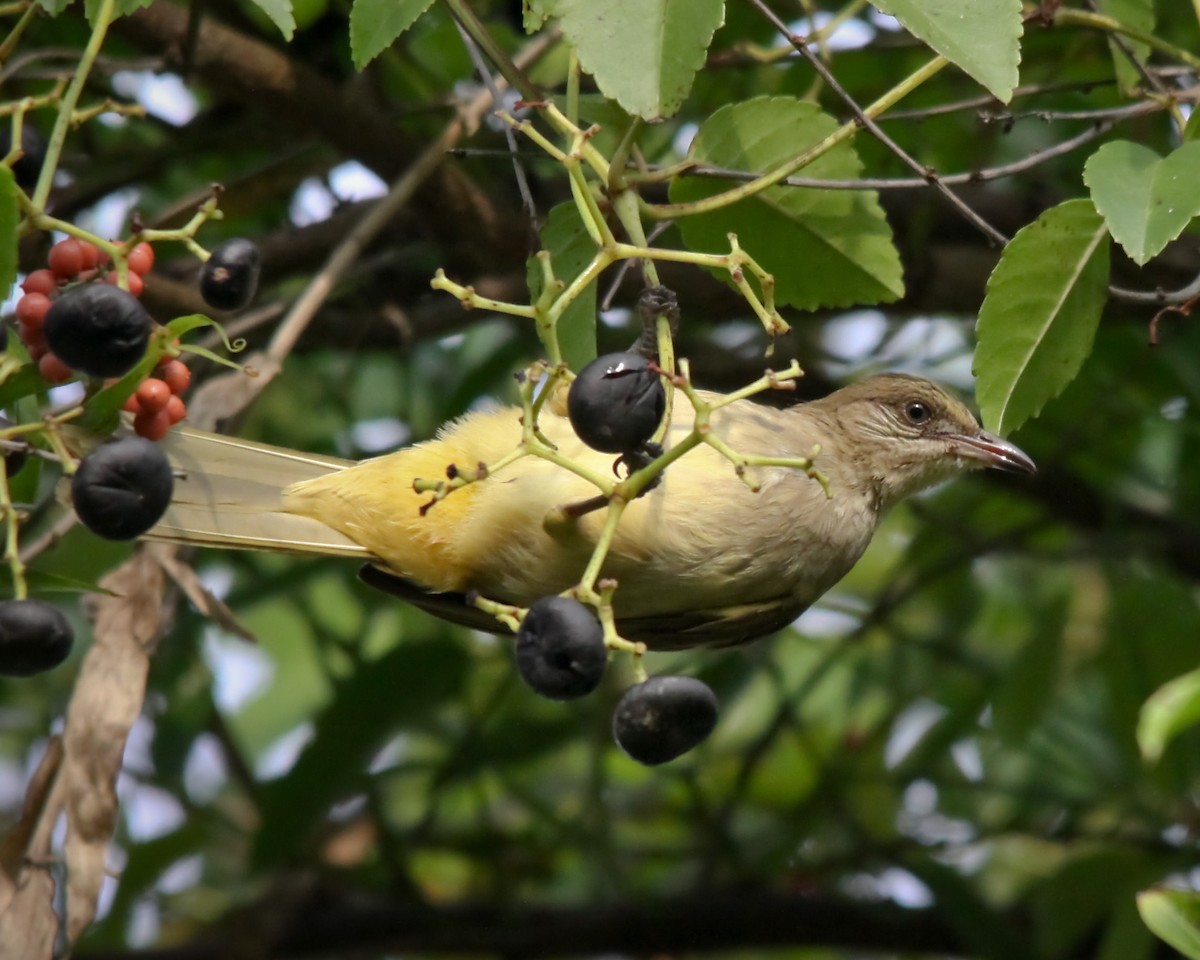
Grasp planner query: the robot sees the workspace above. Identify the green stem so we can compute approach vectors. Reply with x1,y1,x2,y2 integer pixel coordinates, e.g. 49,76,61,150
0,460,25,600
442,0,541,101
0,2,38,64
1053,8,1200,71
31,0,117,209
645,54,948,219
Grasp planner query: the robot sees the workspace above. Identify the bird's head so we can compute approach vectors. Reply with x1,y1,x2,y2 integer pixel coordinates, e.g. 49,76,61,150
816,373,1035,507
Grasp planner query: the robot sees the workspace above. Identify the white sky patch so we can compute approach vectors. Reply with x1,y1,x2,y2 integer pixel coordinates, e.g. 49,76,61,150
111,71,200,127
202,627,276,713
184,733,228,805
158,853,204,894
78,186,140,240
121,780,187,842
599,306,632,329
328,161,387,202
885,698,947,769
869,10,902,31
291,162,388,227
290,178,336,227
198,562,235,601
792,603,862,638
821,310,888,361
782,13,875,52
673,121,698,158
351,416,411,453
951,738,984,781
256,721,315,780
127,897,160,948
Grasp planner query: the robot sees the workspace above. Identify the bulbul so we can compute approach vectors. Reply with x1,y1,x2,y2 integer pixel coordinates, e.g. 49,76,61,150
131,373,1034,649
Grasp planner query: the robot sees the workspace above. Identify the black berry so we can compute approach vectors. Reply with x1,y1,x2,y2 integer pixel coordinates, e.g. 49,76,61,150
0,599,73,677
7,124,46,193
567,352,665,455
43,284,151,378
0,416,27,478
612,675,718,765
199,238,261,311
515,596,606,700
71,436,173,540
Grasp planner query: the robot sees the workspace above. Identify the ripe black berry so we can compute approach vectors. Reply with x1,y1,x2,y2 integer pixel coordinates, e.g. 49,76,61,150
515,596,606,700
0,416,27,478
567,352,665,455
0,599,73,677
199,238,261,311
43,284,151,378
612,675,719,765
71,436,173,540
7,124,46,193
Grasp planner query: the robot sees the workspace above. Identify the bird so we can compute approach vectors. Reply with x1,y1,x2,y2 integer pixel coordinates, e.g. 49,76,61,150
131,372,1034,650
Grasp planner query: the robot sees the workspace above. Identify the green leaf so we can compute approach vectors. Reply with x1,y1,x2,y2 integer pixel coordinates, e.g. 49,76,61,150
1138,888,1200,960
84,0,157,20
1083,140,1200,266
529,0,724,120
245,0,296,39
1137,666,1200,763
253,636,469,866
669,97,903,311
0,363,48,412
0,167,17,302
872,0,1022,103
1095,0,1154,95
1184,109,1200,144
527,202,597,370
973,198,1110,436
349,0,435,70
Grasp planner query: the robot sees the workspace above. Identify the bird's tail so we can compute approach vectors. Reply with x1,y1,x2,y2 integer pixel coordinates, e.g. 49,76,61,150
64,426,374,559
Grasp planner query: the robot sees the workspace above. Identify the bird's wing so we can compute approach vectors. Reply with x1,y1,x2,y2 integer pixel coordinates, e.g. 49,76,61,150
357,565,804,651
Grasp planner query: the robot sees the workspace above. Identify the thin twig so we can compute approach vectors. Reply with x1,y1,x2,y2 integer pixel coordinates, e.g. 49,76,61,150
453,18,539,231
745,0,1008,246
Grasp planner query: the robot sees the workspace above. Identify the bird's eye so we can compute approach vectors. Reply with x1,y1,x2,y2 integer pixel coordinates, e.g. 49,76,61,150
904,401,930,424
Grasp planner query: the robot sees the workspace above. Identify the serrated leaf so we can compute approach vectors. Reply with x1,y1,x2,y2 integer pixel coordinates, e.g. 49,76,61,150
974,199,1109,436
1084,140,1200,266
1137,666,1200,763
873,0,1022,103
0,166,17,302
669,97,903,311
530,0,724,120
528,202,597,370
84,0,156,21
1138,889,1200,960
350,0,435,69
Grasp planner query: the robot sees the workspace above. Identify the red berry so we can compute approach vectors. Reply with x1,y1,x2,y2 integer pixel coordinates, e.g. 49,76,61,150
20,319,47,358
158,359,191,395
123,394,141,414
78,240,100,272
127,242,154,276
135,378,171,414
165,395,186,424
21,270,57,297
133,408,170,442
105,271,144,298
37,352,73,384
48,239,86,279
16,293,51,326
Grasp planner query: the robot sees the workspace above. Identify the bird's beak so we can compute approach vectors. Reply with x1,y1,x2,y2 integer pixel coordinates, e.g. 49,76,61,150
949,430,1037,474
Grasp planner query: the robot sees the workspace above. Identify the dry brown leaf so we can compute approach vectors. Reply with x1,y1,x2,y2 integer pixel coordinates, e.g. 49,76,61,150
0,735,67,960
157,550,256,642
61,545,167,944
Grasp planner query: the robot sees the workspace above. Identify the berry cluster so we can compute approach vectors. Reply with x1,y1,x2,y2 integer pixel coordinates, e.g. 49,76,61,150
122,355,191,441
514,595,719,765
15,238,155,384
